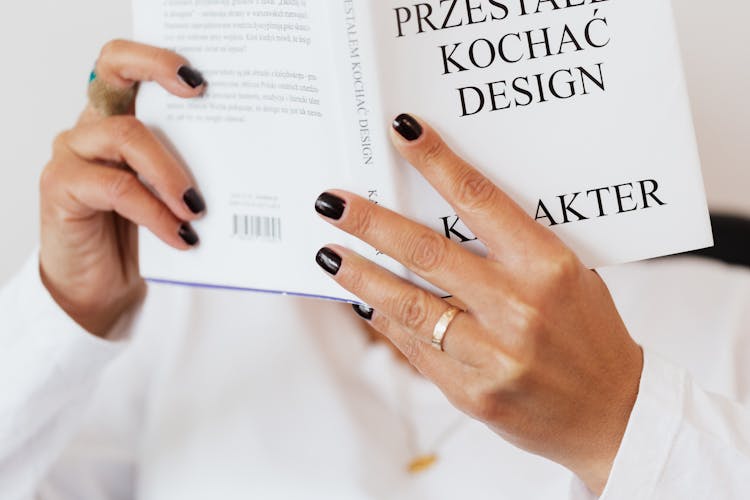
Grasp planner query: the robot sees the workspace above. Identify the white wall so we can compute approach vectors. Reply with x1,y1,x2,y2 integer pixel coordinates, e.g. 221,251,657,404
0,0,748,284
0,1,133,284
673,0,750,214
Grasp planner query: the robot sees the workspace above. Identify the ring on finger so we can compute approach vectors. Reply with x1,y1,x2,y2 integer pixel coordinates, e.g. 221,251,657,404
431,306,463,352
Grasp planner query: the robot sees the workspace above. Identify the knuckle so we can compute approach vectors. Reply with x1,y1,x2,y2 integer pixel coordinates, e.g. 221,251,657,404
153,47,180,68
109,116,145,149
513,334,541,370
343,265,367,296
467,386,507,423
543,251,581,286
51,131,70,153
471,395,496,422
370,313,391,333
39,162,62,194
405,231,449,274
153,202,176,231
419,139,446,168
501,299,545,360
501,357,533,389
518,320,546,361
390,289,432,333
400,338,424,366
346,202,375,236
513,304,544,336
99,39,128,62
453,169,498,212
40,132,73,195
107,171,139,205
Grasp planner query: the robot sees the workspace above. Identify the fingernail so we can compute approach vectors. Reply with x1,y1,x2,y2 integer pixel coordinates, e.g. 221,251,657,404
316,247,341,276
352,304,374,321
179,223,200,246
393,113,423,141
315,192,346,221
178,66,204,89
183,188,206,215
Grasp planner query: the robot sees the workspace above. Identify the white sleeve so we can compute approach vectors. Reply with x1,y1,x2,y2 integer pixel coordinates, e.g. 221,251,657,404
569,348,750,500
602,349,750,499
0,254,135,500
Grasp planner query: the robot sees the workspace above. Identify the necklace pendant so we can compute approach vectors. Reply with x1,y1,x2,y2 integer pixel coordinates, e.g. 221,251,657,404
407,454,438,474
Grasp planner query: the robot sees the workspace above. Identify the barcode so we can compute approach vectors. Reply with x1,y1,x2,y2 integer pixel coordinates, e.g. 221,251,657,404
232,214,282,242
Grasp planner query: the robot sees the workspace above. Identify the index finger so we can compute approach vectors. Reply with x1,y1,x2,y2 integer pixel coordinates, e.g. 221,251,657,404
95,39,206,97
390,114,555,257
78,40,206,124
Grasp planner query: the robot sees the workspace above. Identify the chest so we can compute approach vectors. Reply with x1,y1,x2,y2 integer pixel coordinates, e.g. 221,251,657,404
132,288,572,499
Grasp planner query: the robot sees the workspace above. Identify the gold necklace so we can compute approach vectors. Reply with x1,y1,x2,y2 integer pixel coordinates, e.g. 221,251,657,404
404,415,466,474
360,321,467,474
395,372,467,475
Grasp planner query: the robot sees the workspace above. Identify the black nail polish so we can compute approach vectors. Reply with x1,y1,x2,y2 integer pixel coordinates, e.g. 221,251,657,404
352,304,374,321
183,188,206,214
179,223,199,246
393,114,423,141
178,66,204,88
315,193,346,221
316,247,342,276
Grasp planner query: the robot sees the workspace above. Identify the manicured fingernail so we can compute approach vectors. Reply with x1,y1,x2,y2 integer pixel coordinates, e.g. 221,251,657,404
183,188,206,215
315,192,346,221
179,223,199,246
178,66,204,88
352,304,374,321
393,113,423,141
316,247,341,276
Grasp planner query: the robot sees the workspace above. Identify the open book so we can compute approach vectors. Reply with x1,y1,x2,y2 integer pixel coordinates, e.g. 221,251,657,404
133,0,712,303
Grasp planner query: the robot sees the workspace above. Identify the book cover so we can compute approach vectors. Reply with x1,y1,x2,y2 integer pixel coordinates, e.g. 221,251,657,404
133,0,712,302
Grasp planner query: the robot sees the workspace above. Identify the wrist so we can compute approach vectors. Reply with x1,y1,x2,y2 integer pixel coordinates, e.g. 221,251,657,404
575,458,615,496
39,262,146,338
575,344,644,495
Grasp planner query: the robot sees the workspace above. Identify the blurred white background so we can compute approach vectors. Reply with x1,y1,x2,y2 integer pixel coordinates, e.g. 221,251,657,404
0,0,748,283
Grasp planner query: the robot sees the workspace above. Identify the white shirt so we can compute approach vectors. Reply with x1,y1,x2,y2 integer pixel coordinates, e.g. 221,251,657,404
1,254,749,500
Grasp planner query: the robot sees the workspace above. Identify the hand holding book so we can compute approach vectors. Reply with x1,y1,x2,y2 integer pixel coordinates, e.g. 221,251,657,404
134,0,712,300
37,40,208,337
34,33,646,492
315,113,643,494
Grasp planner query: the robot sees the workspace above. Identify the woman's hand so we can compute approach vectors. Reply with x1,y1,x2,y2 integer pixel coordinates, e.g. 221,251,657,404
40,40,207,337
315,114,643,494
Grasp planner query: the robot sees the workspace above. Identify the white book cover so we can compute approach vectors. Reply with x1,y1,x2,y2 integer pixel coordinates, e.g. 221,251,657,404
133,0,712,303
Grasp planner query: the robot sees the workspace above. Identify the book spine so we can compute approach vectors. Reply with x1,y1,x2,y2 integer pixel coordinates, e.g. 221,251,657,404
337,0,397,260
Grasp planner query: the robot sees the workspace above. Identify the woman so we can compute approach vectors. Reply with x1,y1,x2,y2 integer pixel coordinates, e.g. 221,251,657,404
1,40,749,499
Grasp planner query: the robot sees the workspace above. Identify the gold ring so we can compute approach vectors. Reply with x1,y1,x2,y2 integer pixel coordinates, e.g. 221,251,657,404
431,307,462,352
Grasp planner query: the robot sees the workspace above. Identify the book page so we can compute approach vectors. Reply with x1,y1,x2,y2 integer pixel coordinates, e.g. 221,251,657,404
364,0,713,271
134,0,363,301
133,0,713,303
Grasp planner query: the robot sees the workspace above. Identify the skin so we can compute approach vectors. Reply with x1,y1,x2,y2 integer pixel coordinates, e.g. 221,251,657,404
40,40,207,336
317,119,643,494
39,40,642,496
